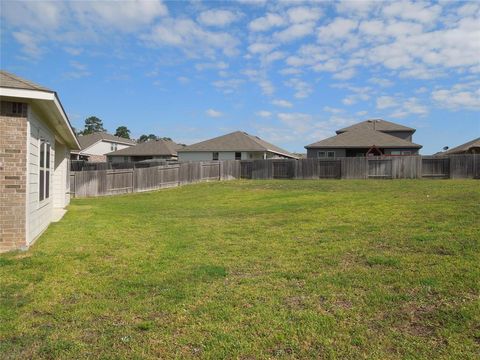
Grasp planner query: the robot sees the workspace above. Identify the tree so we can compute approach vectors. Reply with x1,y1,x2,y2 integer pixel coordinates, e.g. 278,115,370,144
138,134,158,143
137,134,173,143
115,126,131,139
79,116,106,135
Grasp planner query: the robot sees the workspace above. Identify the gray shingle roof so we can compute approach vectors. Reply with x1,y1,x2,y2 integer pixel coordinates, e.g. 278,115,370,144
442,137,480,155
107,139,184,157
0,70,52,92
77,133,136,150
306,128,422,149
178,131,297,158
336,119,415,134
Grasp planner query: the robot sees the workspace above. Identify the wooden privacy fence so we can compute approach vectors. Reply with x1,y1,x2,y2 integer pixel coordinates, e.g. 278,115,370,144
239,154,479,180
70,155,478,197
70,161,240,198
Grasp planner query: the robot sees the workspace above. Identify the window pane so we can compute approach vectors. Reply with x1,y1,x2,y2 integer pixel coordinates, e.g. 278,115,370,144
39,170,44,201
213,152,219,160
235,152,241,160
46,144,50,169
40,140,45,168
45,170,50,198
327,152,335,158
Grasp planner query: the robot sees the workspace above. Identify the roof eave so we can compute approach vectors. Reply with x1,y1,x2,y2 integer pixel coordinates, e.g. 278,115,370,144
0,87,80,150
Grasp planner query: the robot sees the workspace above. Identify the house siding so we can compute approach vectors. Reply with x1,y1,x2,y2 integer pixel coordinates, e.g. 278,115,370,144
82,141,131,158
0,108,28,252
27,108,56,244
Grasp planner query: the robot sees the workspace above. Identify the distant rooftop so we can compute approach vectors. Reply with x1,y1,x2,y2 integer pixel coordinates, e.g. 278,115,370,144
306,127,422,149
107,139,184,157
77,132,136,150
179,131,297,158
336,119,416,134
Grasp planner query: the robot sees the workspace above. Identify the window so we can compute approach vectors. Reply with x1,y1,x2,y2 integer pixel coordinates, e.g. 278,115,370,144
390,151,401,156
11,102,26,115
235,152,241,160
317,151,326,158
212,152,219,160
327,151,335,158
401,151,411,155
39,139,51,202
111,143,118,151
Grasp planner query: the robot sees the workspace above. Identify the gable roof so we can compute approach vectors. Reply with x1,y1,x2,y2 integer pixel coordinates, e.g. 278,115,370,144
336,119,415,134
306,128,422,149
178,131,297,158
107,139,184,157
0,70,52,92
0,70,79,150
77,132,136,151
442,137,480,155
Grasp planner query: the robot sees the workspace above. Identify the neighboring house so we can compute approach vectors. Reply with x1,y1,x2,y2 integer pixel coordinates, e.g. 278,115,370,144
107,139,184,163
178,131,298,161
0,70,80,252
305,119,422,158
71,132,136,162
440,137,480,155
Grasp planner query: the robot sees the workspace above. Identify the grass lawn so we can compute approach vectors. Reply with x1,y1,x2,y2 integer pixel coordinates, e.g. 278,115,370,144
1,180,479,359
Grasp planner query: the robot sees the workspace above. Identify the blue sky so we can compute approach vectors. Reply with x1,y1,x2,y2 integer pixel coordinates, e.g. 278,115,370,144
1,0,479,154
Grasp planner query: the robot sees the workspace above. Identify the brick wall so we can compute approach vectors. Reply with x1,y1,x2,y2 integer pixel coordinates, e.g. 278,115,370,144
0,105,28,252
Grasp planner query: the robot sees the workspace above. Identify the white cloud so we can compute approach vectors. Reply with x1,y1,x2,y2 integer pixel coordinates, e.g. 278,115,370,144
12,32,43,58
212,78,244,94
369,77,394,87
382,1,442,24
197,9,240,27
323,106,344,114
376,96,397,109
389,98,428,118
318,18,358,41
248,42,276,54
272,99,293,108
259,79,275,95
278,112,313,132
72,0,168,30
206,109,223,118
287,6,322,24
432,85,480,110
63,61,91,79
333,68,356,80
2,1,65,30
195,61,229,71
256,110,272,118
275,22,316,42
248,13,285,32
285,78,313,99
143,18,238,57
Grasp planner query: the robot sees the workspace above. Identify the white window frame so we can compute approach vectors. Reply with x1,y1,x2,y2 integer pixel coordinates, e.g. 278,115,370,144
327,151,335,158
39,138,51,204
111,143,118,151
317,151,326,158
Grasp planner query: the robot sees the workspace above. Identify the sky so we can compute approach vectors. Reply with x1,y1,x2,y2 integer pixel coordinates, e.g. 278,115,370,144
1,0,479,154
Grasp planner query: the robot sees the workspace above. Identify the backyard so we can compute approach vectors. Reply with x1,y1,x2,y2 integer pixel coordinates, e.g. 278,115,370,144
1,180,479,359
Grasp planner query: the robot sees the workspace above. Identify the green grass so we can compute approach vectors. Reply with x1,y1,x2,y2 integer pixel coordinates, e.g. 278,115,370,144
1,180,479,359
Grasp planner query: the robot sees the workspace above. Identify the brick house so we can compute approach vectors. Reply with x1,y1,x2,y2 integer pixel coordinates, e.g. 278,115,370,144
0,71,80,252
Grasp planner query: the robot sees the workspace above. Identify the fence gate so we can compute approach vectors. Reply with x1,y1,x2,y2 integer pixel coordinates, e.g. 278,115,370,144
240,161,252,179
368,159,392,179
318,160,341,178
273,161,294,179
422,158,450,178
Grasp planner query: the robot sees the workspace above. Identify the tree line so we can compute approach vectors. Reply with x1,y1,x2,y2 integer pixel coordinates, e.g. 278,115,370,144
75,116,171,143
